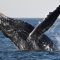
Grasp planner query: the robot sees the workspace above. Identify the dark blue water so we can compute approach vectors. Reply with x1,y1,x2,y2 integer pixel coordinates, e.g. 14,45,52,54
0,51,60,60
0,18,60,60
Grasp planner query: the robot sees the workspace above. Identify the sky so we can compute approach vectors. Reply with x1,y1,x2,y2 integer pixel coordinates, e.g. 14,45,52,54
0,0,60,18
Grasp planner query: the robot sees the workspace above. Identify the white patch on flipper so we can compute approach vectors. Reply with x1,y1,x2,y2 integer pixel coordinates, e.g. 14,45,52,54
29,21,41,37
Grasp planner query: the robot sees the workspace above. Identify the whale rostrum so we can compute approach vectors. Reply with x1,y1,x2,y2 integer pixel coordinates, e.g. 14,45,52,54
0,5,60,51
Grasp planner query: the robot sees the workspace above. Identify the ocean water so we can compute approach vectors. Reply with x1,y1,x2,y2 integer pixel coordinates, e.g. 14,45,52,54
0,18,60,60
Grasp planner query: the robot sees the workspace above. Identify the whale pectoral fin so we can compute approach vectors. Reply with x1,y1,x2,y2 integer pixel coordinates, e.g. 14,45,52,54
30,5,60,37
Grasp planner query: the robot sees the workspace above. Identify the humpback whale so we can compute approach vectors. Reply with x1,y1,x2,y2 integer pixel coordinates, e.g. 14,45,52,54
0,5,60,51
